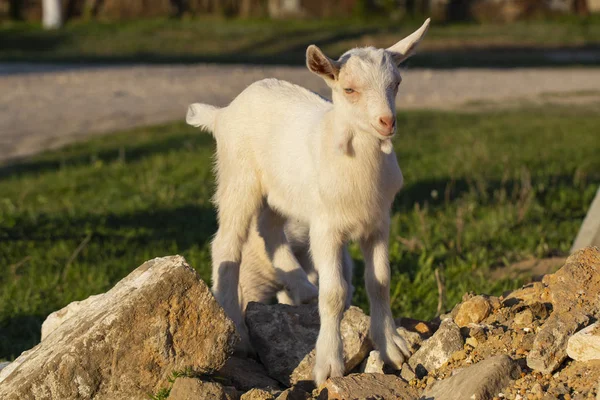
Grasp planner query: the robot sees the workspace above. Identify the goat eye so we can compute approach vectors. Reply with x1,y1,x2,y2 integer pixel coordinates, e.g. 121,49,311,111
344,88,355,94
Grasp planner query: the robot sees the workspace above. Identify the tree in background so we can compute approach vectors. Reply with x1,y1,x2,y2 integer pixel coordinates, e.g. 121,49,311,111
43,0,63,28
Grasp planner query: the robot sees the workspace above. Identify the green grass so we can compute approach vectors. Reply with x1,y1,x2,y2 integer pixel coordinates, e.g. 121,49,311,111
1,15,599,67
1,105,599,361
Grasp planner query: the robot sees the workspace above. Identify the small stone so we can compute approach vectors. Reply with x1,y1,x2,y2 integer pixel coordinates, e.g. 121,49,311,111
549,383,569,396
488,296,502,311
170,378,239,400
513,309,534,328
422,356,521,400
241,388,275,400
275,387,311,400
395,317,435,337
469,325,487,343
400,363,416,382
531,383,543,394
415,322,432,335
452,350,466,362
317,373,419,400
454,296,492,327
567,322,600,362
408,319,464,378
466,337,479,348
361,350,385,374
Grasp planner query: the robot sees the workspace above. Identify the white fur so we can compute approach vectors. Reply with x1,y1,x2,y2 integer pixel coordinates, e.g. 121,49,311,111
186,18,430,384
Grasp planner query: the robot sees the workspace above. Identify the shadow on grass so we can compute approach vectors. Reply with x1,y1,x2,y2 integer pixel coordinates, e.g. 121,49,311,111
0,314,45,361
0,130,214,181
1,203,218,251
2,45,599,69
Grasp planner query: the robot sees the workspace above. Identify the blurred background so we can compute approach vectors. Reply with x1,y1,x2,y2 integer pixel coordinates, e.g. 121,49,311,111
0,0,599,364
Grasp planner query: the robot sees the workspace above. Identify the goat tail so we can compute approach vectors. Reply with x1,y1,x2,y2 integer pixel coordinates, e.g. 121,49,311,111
186,103,220,134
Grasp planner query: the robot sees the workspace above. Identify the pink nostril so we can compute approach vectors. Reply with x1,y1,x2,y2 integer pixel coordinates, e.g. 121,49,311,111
379,116,395,129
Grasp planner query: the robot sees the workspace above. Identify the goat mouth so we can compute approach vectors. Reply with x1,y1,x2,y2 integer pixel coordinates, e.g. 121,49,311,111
372,125,395,138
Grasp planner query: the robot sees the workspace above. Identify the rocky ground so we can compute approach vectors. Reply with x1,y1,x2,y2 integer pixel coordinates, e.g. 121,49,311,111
2,64,600,164
0,247,598,400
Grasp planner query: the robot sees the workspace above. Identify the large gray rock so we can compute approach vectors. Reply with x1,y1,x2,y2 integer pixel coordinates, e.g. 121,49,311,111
409,319,463,378
169,378,239,400
567,322,600,362
421,355,521,400
453,295,492,327
317,373,420,400
246,303,372,386
0,256,238,400
246,303,319,385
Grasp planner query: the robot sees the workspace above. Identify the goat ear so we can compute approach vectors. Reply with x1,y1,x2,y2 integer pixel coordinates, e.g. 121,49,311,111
387,18,430,66
306,45,340,81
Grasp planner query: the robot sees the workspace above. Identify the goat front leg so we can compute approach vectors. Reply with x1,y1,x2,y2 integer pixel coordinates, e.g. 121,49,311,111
360,222,410,369
311,224,347,385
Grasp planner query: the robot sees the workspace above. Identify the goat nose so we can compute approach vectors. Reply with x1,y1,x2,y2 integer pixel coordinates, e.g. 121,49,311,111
379,115,395,129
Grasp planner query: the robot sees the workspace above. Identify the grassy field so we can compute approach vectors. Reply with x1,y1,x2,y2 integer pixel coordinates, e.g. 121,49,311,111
1,105,599,361
1,16,599,67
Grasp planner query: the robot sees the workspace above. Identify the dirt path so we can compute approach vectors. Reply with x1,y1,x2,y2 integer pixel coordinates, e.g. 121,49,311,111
2,63,600,164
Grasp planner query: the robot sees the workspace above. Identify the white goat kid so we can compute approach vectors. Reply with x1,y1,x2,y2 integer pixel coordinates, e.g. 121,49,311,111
186,18,430,384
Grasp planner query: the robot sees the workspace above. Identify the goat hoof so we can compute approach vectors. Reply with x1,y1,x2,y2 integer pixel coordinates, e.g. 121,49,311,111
314,354,344,386
379,332,410,369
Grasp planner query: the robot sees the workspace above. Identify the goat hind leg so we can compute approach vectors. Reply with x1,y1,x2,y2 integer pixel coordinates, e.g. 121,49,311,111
211,179,262,355
259,208,318,305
